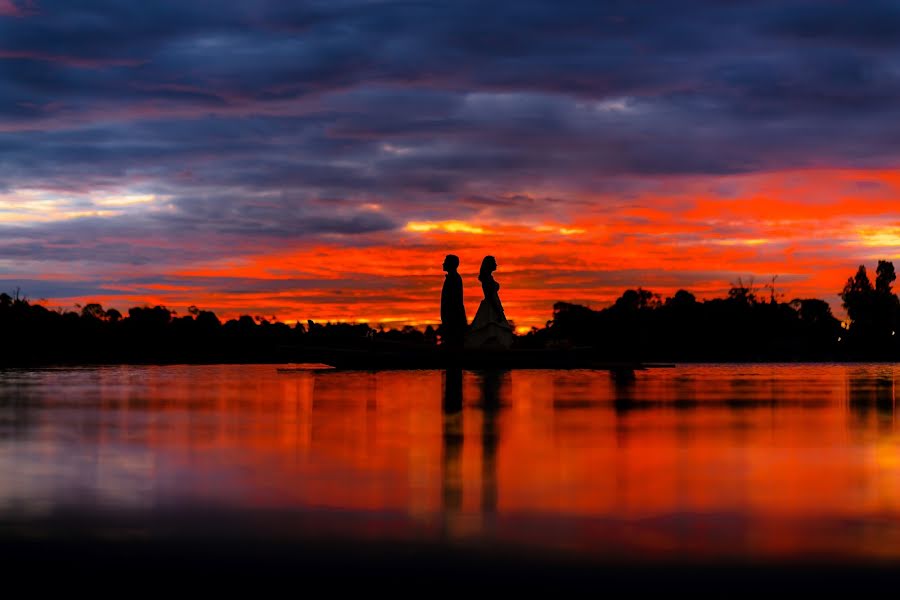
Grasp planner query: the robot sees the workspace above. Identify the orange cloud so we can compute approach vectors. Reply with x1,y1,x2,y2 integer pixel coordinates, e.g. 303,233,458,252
20,168,900,328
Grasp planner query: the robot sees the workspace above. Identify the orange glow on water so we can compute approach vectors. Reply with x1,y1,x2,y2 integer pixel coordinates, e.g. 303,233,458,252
3,364,900,560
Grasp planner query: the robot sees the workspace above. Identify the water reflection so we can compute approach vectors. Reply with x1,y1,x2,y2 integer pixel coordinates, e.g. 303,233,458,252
441,369,507,533
476,370,507,515
2,364,900,561
848,370,897,415
441,369,463,518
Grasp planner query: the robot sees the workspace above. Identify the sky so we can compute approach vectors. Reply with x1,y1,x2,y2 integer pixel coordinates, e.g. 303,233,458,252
2,0,900,330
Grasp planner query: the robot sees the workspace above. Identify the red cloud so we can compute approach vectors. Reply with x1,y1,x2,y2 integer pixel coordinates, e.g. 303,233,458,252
15,168,900,329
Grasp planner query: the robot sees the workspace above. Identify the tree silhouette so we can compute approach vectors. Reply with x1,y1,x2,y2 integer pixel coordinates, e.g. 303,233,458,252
873,260,899,349
127,306,173,328
841,265,873,322
81,303,106,320
614,288,660,311
666,289,696,308
727,277,757,305
791,298,834,325
876,260,896,294
841,261,899,354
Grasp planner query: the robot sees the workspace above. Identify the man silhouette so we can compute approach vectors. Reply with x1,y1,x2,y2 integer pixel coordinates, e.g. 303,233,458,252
441,255,467,349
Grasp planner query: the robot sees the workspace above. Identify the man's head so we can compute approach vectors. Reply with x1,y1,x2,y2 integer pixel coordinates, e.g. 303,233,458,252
442,254,460,272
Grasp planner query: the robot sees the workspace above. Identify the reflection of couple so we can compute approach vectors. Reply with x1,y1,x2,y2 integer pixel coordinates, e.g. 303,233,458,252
441,255,514,350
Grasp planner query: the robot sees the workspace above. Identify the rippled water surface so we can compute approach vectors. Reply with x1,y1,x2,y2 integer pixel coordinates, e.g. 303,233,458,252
2,363,900,562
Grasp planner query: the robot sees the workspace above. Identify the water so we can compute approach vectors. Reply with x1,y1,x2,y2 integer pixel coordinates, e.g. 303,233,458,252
2,363,900,564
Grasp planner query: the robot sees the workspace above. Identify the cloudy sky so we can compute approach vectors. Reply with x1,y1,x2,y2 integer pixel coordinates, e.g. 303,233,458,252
2,0,900,328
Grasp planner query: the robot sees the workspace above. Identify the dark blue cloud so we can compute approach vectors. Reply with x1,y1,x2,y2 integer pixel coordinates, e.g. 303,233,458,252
0,279,124,300
3,0,900,267
769,0,900,47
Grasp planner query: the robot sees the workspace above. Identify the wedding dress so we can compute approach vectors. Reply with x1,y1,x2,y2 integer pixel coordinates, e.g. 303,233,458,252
465,277,513,349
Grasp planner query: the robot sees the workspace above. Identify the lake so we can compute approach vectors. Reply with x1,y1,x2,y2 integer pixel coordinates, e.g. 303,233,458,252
2,363,900,578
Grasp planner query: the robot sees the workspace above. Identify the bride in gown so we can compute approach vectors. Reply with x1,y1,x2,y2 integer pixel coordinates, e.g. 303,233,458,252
465,255,514,350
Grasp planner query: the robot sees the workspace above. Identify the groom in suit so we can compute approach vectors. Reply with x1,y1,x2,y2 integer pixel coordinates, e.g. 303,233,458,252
441,255,467,349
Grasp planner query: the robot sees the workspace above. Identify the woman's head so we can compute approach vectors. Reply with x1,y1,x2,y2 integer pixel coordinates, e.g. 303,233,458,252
478,255,497,281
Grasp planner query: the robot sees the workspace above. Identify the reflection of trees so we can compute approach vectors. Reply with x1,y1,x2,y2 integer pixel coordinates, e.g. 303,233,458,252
611,368,638,414
848,371,896,420
0,384,39,441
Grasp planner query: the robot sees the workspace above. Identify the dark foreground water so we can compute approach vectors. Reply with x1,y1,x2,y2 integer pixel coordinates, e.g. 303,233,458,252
2,364,900,589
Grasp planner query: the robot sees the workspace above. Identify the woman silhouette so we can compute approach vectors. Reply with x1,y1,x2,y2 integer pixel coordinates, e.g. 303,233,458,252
465,256,514,349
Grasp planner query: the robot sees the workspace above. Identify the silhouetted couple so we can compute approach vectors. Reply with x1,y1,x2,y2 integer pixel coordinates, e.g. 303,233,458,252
441,255,514,350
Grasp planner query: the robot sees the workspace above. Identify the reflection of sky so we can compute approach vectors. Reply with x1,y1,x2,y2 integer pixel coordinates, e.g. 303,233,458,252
2,365,900,560
4,3,900,325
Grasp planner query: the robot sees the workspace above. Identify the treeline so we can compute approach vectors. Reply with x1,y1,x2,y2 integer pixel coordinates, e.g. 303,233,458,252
522,260,899,361
521,288,842,361
0,293,436,365
1,260,898,365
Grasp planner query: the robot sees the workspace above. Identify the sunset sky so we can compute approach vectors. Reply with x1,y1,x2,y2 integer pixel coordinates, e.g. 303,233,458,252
2,1,900,329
